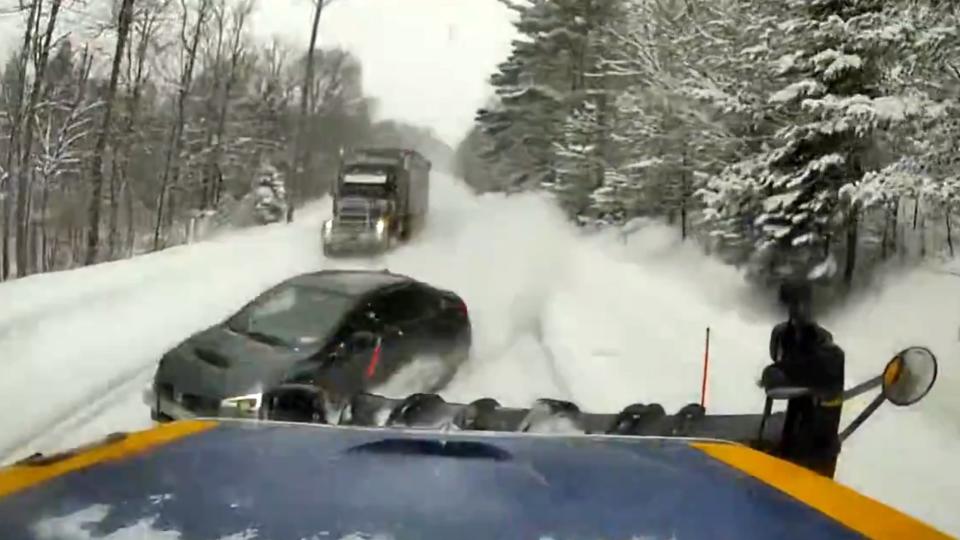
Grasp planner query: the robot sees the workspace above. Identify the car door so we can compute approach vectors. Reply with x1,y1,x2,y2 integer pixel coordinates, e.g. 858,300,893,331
286,305,380,395
363,285,439,384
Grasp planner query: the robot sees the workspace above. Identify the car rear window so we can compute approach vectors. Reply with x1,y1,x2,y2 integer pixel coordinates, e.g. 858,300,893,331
291,272,409,297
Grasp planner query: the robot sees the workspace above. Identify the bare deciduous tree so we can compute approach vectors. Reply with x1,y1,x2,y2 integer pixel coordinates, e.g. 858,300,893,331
2,0,41,279
86,0,137,265
290,0,326,215
153,0,211,250
16,0,64,276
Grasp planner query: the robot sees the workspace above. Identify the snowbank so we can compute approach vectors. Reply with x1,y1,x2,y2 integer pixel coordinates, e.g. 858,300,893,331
0,200,330,459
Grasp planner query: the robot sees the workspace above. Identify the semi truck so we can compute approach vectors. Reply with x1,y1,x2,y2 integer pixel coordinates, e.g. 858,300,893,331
321,148,431,257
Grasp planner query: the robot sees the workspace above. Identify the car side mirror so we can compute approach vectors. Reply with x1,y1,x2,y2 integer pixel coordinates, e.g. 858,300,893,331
330,331,378,361
348,330,379,351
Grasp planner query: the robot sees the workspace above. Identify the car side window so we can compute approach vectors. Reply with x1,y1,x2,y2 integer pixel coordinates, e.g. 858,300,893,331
335,304,376,341
324,307,378,364
369,286,436,326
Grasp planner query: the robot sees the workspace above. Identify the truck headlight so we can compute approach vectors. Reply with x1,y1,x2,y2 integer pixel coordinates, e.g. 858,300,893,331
220,392,262,415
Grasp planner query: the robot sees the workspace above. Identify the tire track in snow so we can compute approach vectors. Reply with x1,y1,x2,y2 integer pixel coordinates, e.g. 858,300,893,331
2,366,154,464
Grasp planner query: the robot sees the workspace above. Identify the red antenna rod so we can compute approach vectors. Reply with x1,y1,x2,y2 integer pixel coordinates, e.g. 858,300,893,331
700,327,711,408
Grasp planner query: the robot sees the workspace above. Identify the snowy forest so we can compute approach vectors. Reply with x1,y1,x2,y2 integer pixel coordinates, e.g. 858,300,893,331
0,0,452,281
3,0,958,293
455,0,960,289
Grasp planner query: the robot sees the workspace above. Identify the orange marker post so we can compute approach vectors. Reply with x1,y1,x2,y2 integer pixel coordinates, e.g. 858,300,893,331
700,327,711,408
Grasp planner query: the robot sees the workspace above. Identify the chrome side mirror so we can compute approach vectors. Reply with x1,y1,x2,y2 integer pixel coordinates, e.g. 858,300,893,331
882,346,938,406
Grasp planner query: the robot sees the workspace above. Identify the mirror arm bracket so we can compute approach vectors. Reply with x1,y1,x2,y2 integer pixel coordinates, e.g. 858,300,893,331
839,393,886,442
841,375,883,402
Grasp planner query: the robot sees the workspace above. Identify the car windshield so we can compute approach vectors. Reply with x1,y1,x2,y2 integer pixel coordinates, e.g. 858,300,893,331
227,285,354,348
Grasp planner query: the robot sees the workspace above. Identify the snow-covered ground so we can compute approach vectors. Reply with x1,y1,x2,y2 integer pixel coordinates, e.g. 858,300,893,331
1,174,958,535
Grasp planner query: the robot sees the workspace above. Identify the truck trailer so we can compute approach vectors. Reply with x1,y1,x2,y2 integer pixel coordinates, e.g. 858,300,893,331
321,148,430,257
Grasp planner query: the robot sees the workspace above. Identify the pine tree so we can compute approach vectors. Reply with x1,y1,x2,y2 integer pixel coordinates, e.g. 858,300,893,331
477,0,627,205
700,0,954,284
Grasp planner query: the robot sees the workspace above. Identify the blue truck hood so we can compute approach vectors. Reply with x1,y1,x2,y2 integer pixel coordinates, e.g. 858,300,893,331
0,420,945,539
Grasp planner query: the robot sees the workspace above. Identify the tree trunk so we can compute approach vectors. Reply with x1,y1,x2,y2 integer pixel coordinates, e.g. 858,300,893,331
680,202,687,240
843,207,859,287
85,0,135,265
108,156,120,259
891,197,900,259
291,0,325,212
72,223,82,263
18,4,53,275
28,203,38,272
920,216,927,259
680,151,688,241
125,180,136,256
39,179,49,272
153,127,178,250
3,0,41,280
946,205,954,258
201,3,227,209
912,196,920,230
154,0,210,251
16,0,61,277
880,206,889,260
1,182,9,280
116,2,158,258
24,176,33,267
209,5,248,208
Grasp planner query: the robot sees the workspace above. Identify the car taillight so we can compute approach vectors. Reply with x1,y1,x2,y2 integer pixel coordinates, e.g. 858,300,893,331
441,294,468,319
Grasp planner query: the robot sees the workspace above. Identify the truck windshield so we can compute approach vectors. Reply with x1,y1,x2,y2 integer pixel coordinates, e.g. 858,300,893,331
343,172,388,184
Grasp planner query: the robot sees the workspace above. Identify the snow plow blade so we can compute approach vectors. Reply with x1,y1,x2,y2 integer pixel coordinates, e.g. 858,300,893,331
260,385,786,447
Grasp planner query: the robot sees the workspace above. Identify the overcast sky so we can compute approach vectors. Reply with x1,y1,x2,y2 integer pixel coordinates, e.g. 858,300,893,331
0,0,517,145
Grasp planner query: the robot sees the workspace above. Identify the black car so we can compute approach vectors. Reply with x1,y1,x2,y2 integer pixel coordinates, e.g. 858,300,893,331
150,269,471,421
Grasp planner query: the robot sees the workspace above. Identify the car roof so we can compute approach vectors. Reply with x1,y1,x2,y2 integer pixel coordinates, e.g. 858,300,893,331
286,269,415,297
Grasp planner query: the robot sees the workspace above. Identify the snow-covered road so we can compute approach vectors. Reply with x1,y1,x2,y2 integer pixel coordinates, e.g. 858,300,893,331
1,174,958,535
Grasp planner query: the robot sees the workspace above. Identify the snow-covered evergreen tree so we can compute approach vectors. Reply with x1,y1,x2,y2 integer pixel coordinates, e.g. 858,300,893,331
477,0,627,206
467,0,958,284
699,0,955,285
590,0,755,234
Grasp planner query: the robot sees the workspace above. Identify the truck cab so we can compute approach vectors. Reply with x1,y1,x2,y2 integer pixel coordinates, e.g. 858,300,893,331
322,148,430,257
